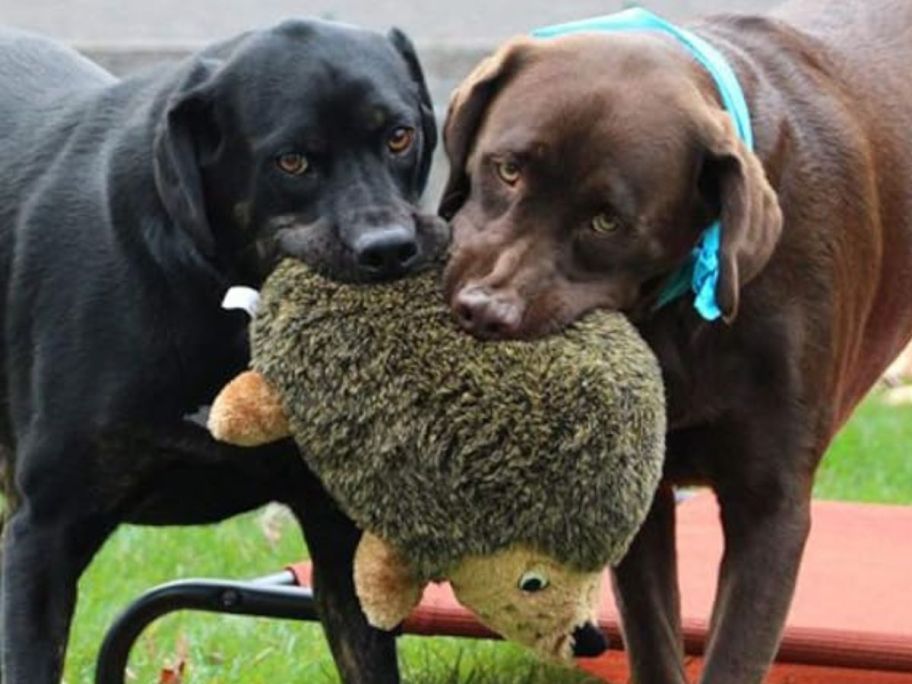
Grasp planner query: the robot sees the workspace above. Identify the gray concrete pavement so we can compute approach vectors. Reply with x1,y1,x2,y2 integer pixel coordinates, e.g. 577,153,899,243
9,0,782,121
6,0,781,47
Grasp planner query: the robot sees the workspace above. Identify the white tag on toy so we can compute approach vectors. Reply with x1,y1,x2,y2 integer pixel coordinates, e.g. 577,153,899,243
222,286,261,318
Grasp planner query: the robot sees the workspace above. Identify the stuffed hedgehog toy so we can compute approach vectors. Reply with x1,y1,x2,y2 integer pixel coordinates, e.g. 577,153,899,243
208,259,666,661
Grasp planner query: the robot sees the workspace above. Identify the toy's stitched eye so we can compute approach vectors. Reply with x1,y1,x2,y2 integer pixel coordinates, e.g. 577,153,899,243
276,152,309,176
518,571,549,593
591,212,619,234
388,126,416,154
495,160,521,186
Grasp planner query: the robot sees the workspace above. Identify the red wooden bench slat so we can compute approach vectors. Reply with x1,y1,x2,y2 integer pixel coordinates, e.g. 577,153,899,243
288,492,912,681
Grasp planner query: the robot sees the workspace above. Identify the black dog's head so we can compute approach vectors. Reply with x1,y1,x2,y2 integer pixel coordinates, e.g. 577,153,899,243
154,20,449,285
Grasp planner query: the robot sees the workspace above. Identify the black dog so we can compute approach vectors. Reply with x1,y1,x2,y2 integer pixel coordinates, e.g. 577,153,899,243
0,20,447,683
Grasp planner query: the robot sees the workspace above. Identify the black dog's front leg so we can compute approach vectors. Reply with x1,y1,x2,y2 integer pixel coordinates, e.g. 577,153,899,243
2,491,116,683
290,485,399,684
118,427,399,682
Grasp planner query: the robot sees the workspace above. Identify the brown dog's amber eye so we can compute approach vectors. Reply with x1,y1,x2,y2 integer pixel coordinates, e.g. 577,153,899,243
591,213,619,234
495,160,521,186
276,152,309,176
387,127,415,154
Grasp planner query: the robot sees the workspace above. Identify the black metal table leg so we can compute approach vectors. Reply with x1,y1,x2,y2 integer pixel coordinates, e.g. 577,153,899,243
94,571,317,684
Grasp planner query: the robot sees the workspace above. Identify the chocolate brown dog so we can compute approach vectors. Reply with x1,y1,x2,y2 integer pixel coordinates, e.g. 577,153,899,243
440,1,912,682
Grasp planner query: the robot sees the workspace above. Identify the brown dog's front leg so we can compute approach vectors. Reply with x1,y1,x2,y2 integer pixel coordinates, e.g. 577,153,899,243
700,480,812,684
612,485,688,684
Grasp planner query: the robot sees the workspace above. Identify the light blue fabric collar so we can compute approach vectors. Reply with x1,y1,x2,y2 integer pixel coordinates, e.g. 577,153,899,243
532,8,754,321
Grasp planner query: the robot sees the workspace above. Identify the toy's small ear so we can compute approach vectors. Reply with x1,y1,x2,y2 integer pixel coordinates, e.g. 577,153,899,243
208,370,291,446
354,532,424,631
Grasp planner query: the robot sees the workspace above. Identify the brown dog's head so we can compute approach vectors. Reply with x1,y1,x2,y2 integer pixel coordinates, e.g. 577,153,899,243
440,33,782,339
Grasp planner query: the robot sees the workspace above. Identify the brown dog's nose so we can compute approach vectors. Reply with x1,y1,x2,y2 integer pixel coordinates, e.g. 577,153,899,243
454,285,523,339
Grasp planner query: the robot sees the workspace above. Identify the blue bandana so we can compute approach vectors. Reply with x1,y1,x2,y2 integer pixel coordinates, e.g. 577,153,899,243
532,8,754,321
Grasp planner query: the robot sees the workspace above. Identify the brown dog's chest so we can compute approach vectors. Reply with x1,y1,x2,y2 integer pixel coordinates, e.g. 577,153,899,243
647,8,912,461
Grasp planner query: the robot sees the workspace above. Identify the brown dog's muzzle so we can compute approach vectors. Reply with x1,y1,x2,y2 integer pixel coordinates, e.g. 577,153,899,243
446,230,543,339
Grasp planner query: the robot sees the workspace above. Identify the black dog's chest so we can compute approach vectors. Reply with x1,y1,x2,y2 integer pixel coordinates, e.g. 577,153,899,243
173,310,251,413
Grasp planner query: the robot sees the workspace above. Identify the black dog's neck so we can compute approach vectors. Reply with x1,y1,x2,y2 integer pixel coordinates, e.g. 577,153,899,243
77,65,253,411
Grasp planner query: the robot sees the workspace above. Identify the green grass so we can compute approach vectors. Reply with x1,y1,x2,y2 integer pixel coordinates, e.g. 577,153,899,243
64,507,596,684
813,388,912,503
48,387,912,682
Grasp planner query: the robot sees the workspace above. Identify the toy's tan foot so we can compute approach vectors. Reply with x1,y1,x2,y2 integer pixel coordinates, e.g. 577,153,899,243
354,532,424,631
208,370,291,446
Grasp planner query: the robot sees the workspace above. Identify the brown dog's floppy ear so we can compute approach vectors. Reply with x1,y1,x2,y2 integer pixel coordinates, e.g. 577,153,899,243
698,110,783,322
438,38,531,219
387,28,437,198
154,58,223,258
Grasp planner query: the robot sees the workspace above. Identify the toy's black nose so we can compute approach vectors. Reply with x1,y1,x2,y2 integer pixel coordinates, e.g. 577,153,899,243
353,225,419,278
571,622,608,658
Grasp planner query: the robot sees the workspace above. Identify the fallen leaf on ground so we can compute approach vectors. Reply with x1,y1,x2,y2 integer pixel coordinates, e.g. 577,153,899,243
159,633,189,684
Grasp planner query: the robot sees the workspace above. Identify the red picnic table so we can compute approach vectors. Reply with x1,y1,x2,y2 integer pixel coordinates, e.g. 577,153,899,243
96,491,912,683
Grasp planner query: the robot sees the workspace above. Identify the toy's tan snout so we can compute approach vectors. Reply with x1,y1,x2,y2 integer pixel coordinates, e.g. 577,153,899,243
447,546,606,662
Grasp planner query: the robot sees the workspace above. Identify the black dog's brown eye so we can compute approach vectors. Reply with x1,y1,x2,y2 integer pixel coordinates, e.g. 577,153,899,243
496,160,521,186
387,127,415,154
276,152,309,176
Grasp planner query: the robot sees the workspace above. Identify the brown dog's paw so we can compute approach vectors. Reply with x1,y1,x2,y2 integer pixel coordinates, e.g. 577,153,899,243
208,370,291,446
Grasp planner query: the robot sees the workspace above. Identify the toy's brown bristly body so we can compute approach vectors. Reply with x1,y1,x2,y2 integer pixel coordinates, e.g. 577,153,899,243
248,259,666,579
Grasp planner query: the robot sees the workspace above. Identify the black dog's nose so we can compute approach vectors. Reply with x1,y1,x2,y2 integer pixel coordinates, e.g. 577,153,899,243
353,225,419,277
571,622,608,658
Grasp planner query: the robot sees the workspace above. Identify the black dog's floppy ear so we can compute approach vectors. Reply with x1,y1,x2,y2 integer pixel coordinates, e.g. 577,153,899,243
387,28,437,198
153,58,223,258
698,110,783,322
437,37,531,220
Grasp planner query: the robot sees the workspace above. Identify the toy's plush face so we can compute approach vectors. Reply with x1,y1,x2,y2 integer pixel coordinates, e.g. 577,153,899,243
448,546,607,661
351,533,608,660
